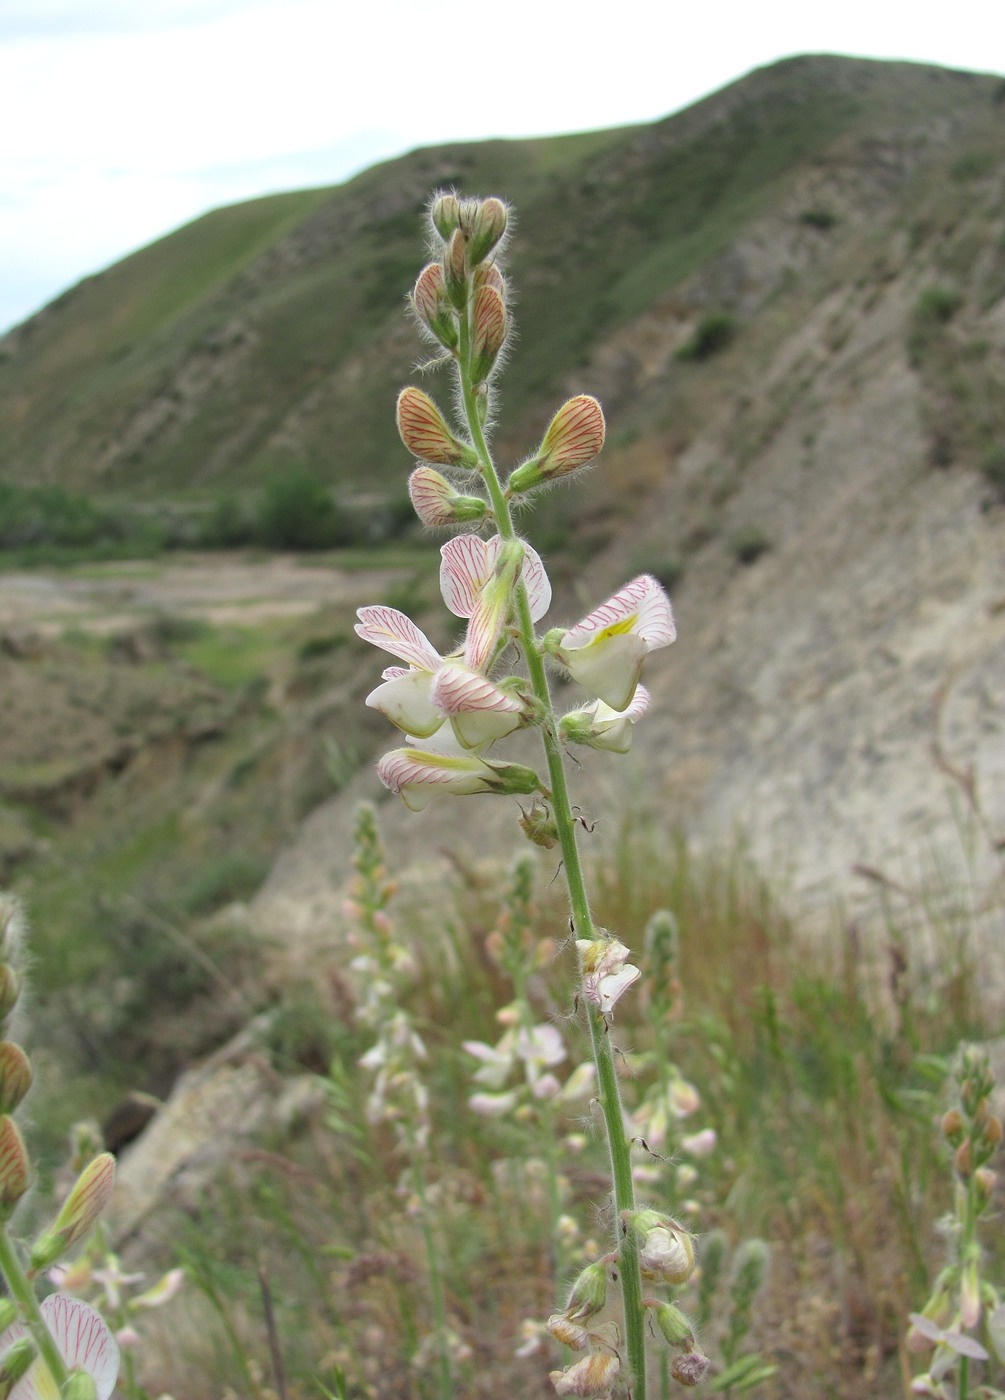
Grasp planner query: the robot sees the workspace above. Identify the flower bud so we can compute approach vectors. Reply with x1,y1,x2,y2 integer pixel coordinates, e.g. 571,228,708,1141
0,1302,14,1333
0,1043,31,1115
0,1115,31,1221
31,1153,116,1269
518,802,559,850
564,1259,609,1320
941,1108,964,1145
408,468,487,527
63,1371,99,1400
0,967,20,1026
982,1114,1002,1149
649,1300,695,1348
955,1139,972,1179
0,1337,35,1392
396,388,478,468
470,285,507,384
670,1346,711,1387
974,1166,997,1208
474,261,506,297
510,396,606,494
412,263,458,350
443,228,468,309
430,192,461,242
467,198,508,265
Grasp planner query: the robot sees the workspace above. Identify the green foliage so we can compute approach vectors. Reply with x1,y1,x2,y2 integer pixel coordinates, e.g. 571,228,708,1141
799,207,839,229
728,525,771,565
677,314,738,363
980,442,1005,495
256,468,350,551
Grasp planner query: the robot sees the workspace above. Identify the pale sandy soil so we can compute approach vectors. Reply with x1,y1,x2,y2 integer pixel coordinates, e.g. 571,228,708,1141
0,553,410,634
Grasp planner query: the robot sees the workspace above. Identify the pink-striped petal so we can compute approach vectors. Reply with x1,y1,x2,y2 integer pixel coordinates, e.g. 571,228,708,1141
1,1294,120,1400
376,747,498,811
519,541,552,621
561,575,675,651
432,664,526,748
440,535,490,618
355,606,442,672
440,535,551,622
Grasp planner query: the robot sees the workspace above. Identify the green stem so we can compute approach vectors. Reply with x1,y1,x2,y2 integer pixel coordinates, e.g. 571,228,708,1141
0,1225,69,1391
409,1150,454,1400
457,314,647,1397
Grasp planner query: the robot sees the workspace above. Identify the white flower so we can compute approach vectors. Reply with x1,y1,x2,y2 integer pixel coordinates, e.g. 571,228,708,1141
577,938,641,1017
0,1294,119,1400
355,605,447,738
556,575,675,710
376,743,539,811
440,534,551,670
559,687,650,754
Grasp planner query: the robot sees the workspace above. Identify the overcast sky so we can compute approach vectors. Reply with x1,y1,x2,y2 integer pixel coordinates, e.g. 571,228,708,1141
2,0,1004,335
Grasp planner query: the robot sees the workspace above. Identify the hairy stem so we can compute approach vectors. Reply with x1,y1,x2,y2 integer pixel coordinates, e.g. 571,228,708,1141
458,326,647,1396
0,1226,69,1391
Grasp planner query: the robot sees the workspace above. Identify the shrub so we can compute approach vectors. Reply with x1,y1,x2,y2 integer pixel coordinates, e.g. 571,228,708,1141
677,313,738,362
256,467,348,551
728,525,771,565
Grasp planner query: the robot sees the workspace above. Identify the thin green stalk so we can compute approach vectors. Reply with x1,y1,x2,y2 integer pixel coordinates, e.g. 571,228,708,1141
457,324,647,1397
408,1150,453,1400
0,1226,68,1391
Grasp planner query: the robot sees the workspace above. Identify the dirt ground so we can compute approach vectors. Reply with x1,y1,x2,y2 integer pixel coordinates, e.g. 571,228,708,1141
0,552,409,634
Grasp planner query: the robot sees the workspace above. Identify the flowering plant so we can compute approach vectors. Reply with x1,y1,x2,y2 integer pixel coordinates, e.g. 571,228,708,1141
356,193,687,1396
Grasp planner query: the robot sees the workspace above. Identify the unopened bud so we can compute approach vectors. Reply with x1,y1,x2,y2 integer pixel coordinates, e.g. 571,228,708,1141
63,1372,99,1400
649,1300,695,1348
941,1108,965,1145
974,1166,997,1208
0,1115,31,1220
982,1114,1002,1149
408,468,487,527
0,1337,35,1392
468,198,508,265
0,1044,31,1115
0,1300,15,1333
518,802,559,849
564,1259,609,1320
430,192,461,242
470,285,507,384
474,261,506,297
0,967,20,1025
510,396,606,494
443,229,468,309
396,388,478,468
30,1152,116,1269
412,263,458,350
670,1346,711,1387
731,1238,771,1309
955,1139,972,1179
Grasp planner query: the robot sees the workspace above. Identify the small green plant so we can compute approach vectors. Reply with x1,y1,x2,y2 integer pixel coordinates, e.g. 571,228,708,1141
677,314,738,362
799,207,839,230
728,525,771,566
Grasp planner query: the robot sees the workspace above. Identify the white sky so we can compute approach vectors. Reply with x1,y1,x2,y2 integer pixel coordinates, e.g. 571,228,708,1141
2,0,1004,335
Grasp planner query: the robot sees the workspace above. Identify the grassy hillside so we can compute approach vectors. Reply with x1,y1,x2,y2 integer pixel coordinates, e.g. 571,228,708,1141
3,55,1002,502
